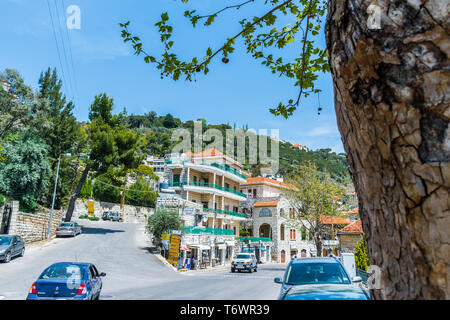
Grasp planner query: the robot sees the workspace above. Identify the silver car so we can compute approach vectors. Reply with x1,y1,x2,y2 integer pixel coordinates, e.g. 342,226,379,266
55,222,82,237
231,253,258,273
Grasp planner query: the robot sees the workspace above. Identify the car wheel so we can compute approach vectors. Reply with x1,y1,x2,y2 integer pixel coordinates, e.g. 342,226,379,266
231,268,235,273
249,268,253,273
4,252,11,263
20,248,25,257
254,267,257,272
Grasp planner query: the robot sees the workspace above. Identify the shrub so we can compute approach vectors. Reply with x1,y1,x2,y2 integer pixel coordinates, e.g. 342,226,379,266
88,216,99,221
79,215,88,219
355,235,370,271
147,208,182,240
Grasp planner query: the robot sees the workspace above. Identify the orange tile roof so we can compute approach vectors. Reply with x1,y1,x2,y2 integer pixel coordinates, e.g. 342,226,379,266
244,177,295,189
338,220,363,234
254,200,279,207
241,170,251,177
346,207,359,215
319,215,352,225
186,148,224,158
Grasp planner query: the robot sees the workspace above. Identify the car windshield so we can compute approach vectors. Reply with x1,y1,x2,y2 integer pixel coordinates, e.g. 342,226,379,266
39,265,84,280
0,237,12,245
59,223,73,227
285,262,351,285
235,254,251,259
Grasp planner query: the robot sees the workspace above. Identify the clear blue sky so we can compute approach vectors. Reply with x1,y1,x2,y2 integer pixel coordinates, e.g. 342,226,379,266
1,0,344,153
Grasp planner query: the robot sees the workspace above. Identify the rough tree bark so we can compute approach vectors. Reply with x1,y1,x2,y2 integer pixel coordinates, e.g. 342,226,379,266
65,165,90,222
325,0,449,299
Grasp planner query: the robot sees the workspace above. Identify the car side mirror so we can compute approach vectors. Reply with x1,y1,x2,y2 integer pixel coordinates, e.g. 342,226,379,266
274,277,283,284
100,272,106,277
352,276,362,283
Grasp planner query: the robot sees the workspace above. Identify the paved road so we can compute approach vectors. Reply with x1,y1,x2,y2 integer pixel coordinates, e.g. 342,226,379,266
0,220,286,300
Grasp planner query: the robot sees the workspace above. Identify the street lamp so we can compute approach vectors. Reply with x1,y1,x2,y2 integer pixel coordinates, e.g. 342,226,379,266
47,153,71,239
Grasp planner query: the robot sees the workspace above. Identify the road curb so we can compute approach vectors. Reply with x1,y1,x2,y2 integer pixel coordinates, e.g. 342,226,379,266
151,252,178,272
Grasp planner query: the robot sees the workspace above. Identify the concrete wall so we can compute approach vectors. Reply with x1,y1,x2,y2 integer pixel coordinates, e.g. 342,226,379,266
7,201,63,243
73,199,154,224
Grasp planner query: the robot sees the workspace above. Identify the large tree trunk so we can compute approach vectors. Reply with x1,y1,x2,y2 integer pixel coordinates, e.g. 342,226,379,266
65,165,90,222
325,0,449,299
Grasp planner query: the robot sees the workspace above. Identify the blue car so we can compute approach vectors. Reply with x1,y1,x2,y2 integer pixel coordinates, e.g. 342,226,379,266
274,257,370,300
27,262,106,300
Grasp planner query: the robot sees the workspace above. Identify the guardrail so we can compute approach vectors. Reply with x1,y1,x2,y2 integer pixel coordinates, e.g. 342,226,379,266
356,269,370,285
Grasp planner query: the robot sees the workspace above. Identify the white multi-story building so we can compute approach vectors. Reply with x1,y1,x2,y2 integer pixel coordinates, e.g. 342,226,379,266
163,148,248,267
143,155,166,180
240,177,316,263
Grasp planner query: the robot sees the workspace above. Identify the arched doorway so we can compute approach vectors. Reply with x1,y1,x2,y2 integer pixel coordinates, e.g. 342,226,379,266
281,250,286,263
301,249,307,258
259,223,272,240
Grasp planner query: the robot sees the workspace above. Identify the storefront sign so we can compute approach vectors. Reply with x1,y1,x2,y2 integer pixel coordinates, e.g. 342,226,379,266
161,233,170,241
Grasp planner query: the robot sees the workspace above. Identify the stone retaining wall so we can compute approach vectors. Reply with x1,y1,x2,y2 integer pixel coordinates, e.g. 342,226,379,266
74,199,154,224
7,201,63,243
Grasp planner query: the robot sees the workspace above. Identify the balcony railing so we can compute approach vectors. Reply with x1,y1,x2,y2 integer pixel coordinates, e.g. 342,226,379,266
183,226,234,235
204,208,246,218
210,163,247,180
166,158,247,180
181,181,246,198
238,236,272,243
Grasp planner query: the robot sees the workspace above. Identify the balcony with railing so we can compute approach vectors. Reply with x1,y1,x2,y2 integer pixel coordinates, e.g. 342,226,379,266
180,181,247,198
166,158,246,181
203,208,246,219
183,226,235,236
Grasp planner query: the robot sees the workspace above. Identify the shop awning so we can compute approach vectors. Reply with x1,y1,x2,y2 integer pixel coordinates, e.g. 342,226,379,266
180,246,191,251
216,244,226,249
225,241,235,246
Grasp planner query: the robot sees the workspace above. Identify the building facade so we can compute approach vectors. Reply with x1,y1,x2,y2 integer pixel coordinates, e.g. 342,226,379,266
337,220,364,253
143,155,166,180
163,148,248,268
240,177,315,263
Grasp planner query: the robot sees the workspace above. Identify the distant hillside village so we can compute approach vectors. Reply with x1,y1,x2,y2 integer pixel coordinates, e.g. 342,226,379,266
145,148,360,270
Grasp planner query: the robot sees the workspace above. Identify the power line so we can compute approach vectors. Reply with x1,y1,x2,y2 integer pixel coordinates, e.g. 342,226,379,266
62,0,81,108
93,179,158,194
52,0,76,103
46,0,70,99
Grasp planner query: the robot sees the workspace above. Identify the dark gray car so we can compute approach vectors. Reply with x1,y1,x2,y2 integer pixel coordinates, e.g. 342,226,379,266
0,235,25,263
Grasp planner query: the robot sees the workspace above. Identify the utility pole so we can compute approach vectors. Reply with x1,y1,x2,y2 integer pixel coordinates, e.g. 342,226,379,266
48,153,71,239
